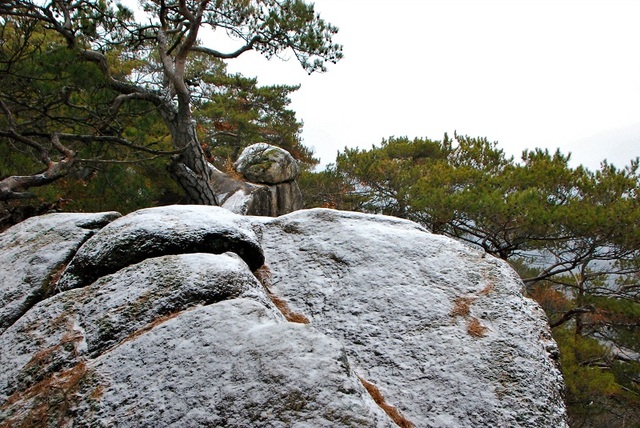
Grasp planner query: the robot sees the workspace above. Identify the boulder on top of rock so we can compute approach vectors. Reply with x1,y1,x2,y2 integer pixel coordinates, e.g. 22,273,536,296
210,164,303,217
234,143,300,185
0,211,121,333
57,205,264,291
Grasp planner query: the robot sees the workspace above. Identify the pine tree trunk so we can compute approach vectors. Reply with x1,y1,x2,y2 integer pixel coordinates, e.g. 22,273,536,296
575,282,585,337
163,107,219,206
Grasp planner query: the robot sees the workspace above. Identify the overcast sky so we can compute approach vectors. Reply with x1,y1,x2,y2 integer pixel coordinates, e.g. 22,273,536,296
221,0,640,170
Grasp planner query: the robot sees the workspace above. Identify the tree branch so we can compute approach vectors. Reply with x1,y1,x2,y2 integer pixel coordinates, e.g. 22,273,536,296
55,134,186,155
550,305,596,329
77,155,164,164
79,49,162,102
0,134,75,201
190,36,260,59
109,92,165,115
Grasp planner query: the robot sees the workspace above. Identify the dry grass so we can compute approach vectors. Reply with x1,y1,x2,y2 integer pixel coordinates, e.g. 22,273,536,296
450,297,474,317
466,317,488,338
358,376,415,428
48,263,68,292
24,327,82,370
223,157,244,180
18,323,86,395
269,294,310,324
254,265,309,324
0,362,97,428
479,281,495,295
254,265,273,288
450,296,489,338
119,311,182,345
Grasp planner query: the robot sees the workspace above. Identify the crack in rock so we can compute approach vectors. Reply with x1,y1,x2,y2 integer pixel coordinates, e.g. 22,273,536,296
57,206,264,291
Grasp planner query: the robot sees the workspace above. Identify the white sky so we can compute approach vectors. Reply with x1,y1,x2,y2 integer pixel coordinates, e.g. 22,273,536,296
222,0,640,170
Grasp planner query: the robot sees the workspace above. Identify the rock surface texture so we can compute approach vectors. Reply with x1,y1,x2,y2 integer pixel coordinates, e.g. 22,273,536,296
234,143,300,185
0,206,567,427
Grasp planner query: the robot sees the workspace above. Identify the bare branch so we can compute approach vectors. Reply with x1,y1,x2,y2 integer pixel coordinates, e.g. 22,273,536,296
178,3,199,55
210,131,239,139
156,28,182,98
190,37,260,59
166,28,187,55
0,134,75,201
178,0,197,23
0,100,54,162
78,155,164,164
109,92,165,115
550,306,596,329
56,134,186,155
79,50,163,104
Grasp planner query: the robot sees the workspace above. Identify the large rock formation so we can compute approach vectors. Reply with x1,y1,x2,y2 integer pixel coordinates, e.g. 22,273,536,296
0,206,567,427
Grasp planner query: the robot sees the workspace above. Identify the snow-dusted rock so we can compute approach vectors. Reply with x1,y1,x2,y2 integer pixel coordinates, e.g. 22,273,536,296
0,211,120,333
57,205,264,290
210,143,304,217
0,206,567,427
79,300,392,427
0,253,269,402
257,209,567,427
234,143,300,184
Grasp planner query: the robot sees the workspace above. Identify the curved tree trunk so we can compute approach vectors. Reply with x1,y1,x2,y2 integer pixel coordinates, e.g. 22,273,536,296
160,105,219,206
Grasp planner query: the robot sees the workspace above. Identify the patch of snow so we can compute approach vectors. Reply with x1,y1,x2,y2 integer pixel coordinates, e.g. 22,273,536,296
72,320,88,355
221,189,252,214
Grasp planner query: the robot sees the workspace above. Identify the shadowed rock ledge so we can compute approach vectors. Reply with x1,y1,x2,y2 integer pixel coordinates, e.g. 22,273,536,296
0,205,567,427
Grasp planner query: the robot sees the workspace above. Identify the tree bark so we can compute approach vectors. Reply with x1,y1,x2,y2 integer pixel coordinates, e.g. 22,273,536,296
160,106,218,205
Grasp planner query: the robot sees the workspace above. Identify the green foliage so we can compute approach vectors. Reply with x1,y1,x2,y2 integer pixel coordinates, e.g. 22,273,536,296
298,165,367,210
0,17,172,212
327,134,586,254
333,136,448,222
189,55,312,165
555,327,619,398
554,327,640,427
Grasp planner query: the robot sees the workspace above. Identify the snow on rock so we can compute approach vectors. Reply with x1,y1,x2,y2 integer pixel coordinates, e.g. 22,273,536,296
77,300,393,427
0,211,120,333
57,205,264,290
221,188,250,214
257,208,568,428
0,206,567,427
0,253,269,403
